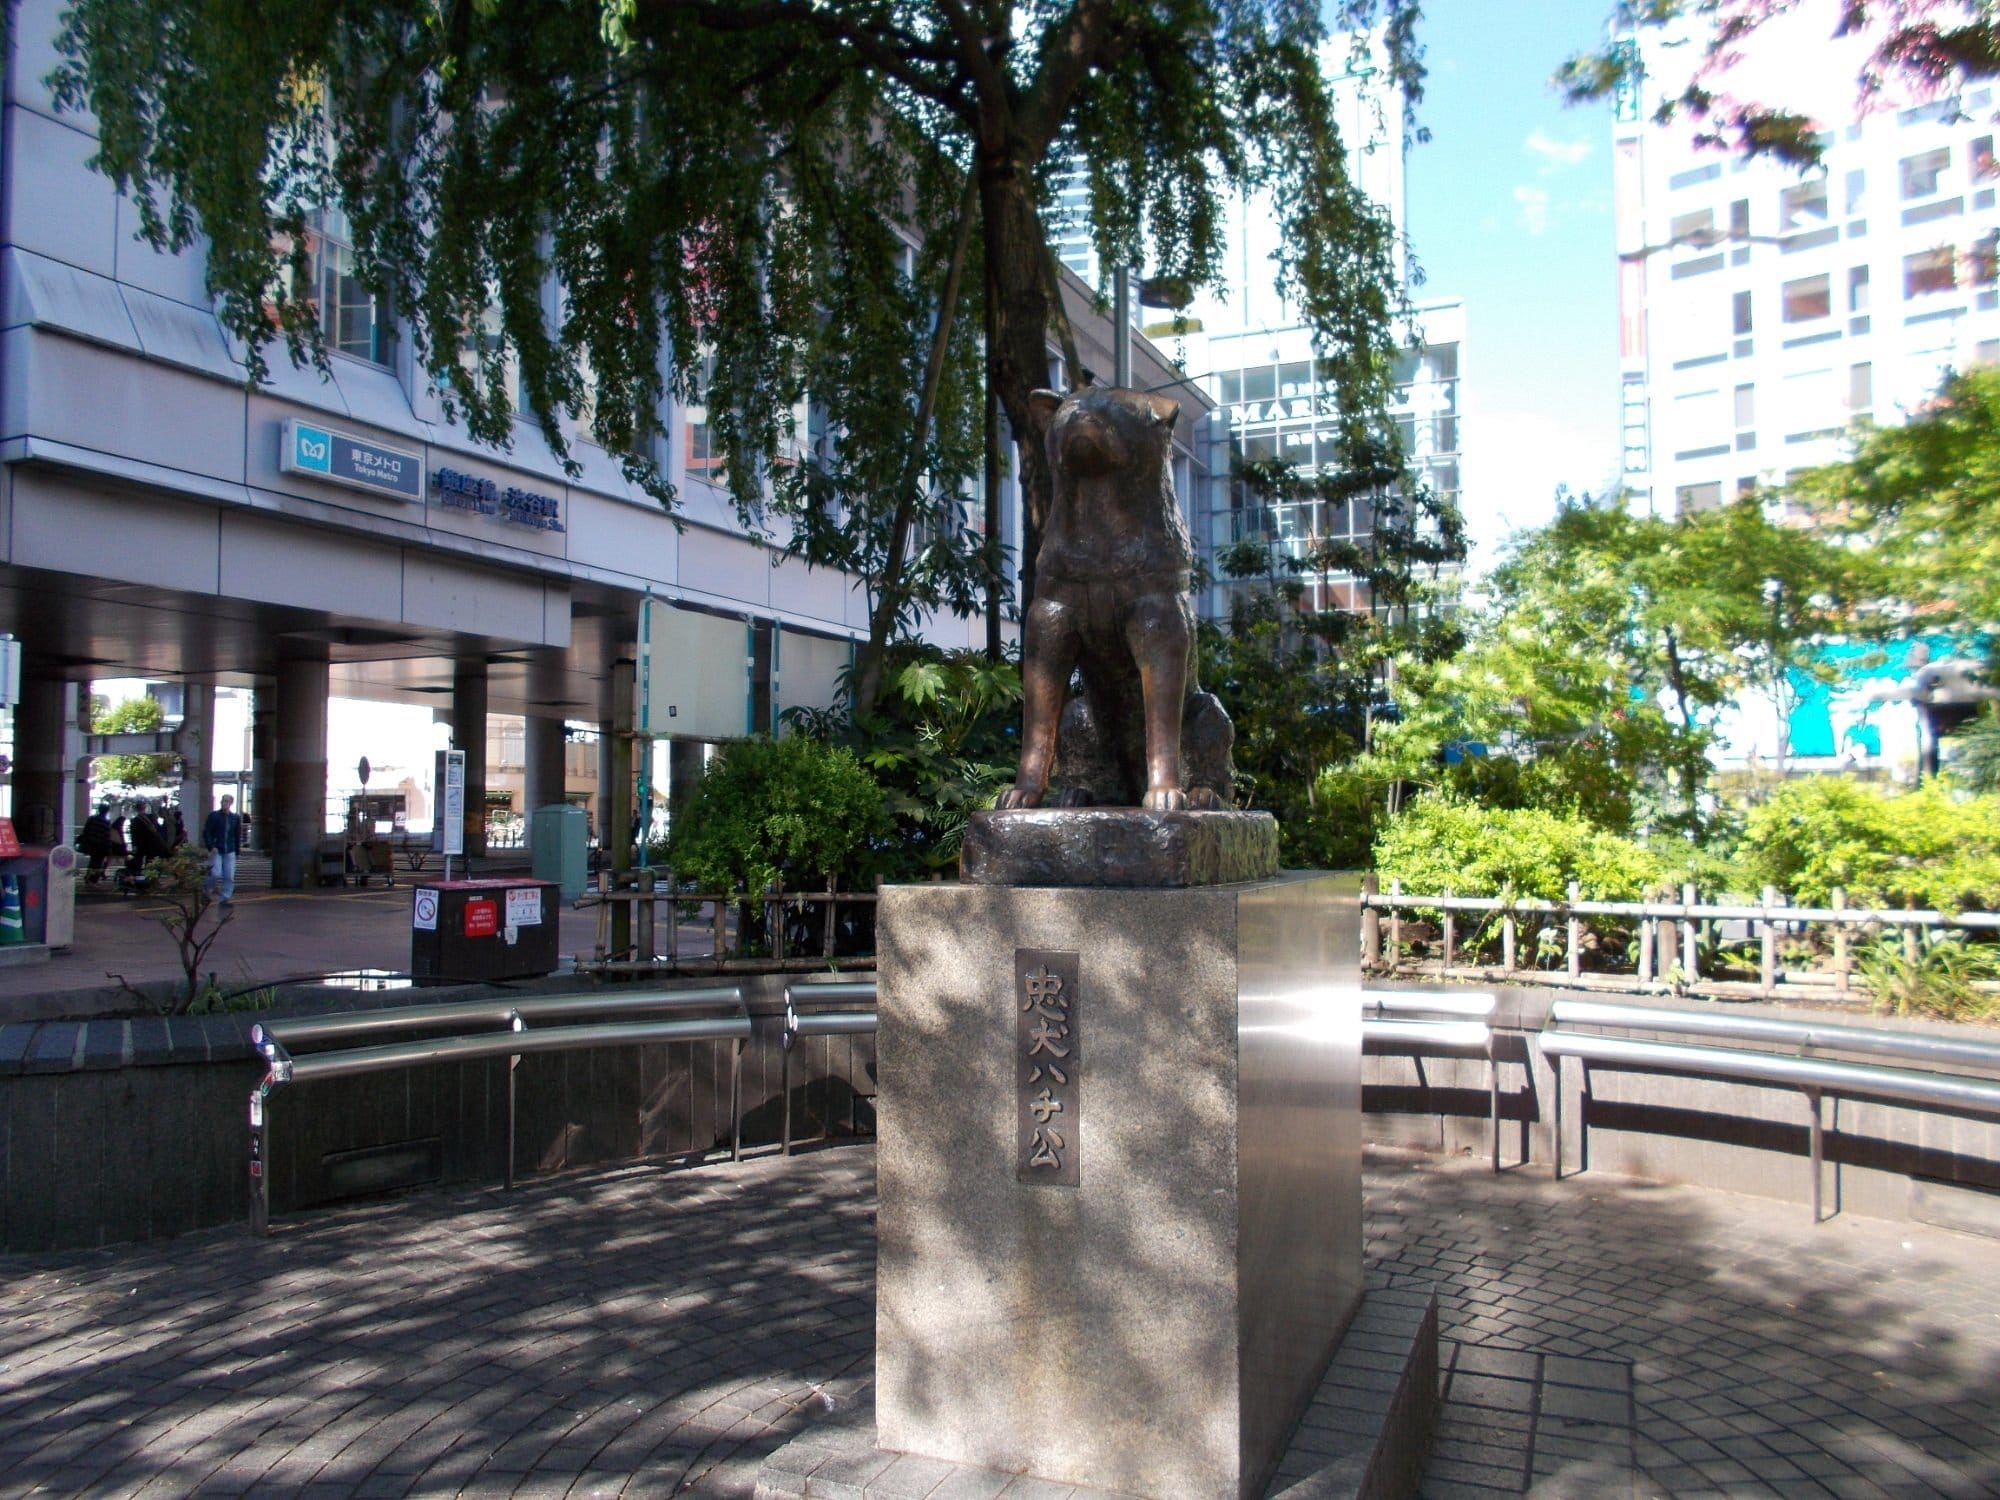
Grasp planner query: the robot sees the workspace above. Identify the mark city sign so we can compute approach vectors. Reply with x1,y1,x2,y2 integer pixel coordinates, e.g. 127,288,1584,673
279,419,424,502
432,466,566,533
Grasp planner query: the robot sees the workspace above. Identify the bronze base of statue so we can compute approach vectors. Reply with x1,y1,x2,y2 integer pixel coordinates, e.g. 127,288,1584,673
960,807,1279,887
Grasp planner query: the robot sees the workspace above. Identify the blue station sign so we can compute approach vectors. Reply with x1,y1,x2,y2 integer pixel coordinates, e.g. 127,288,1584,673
279,419,424,502
433,466,566,533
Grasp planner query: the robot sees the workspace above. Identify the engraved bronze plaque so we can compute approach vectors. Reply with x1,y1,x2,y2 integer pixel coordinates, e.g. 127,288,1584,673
1016,948,1081,1185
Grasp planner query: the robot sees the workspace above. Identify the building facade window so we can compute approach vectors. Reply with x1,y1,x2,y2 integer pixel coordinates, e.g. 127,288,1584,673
1782,274,1831,321
1849,361,1873,417
1847,265,1871,312
1900,147,1951,200
1903,247,1957,296
1671,207,1714,245
1676,481,1722,513
685,351,723,482
1733,290,1754,334
309,206,388,364
1779,178,1829,231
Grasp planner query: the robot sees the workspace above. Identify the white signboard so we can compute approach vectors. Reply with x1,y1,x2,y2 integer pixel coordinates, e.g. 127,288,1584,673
777,627,852,732
505,888,543,927
435,749,466,856
637,598,751,739
412,887,440,931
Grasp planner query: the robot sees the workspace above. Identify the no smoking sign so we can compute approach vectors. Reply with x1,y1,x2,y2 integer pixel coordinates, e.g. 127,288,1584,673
412,887,440,931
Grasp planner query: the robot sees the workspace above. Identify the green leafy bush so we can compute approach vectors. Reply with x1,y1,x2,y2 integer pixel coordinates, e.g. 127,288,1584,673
1856,934,2000,1023
1736,777,2000,910
788,644,1020,879
1372,797,1665,903
663,735,887,895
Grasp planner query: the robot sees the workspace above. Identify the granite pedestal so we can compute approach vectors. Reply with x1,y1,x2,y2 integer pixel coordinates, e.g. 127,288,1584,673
873,873,1363,1499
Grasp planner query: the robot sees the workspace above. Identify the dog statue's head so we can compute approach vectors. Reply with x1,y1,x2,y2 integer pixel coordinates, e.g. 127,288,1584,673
1029,386,1180,480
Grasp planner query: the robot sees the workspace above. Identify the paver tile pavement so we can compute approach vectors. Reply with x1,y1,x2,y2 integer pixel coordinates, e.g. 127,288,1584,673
0,1146,1997,1496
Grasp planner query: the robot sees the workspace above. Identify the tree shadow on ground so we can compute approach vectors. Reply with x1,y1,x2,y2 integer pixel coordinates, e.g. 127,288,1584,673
0,1144,1996,1498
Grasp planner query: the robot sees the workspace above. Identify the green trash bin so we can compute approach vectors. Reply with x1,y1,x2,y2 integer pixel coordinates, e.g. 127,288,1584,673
530,803,589,901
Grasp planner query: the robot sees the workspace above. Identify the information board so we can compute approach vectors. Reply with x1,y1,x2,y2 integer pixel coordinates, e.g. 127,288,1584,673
434,749,465,856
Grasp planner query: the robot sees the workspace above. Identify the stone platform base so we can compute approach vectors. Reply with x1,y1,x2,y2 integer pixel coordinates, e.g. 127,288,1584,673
756,1287,1439,1500
959,807,1278,886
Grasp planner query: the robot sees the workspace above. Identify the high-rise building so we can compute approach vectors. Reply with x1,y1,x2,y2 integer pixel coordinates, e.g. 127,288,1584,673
1612,4,2000,519
1180,34,1464,621
1609,2,2000,773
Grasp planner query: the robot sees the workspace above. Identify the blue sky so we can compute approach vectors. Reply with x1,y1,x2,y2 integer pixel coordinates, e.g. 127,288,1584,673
1401,0,1624,568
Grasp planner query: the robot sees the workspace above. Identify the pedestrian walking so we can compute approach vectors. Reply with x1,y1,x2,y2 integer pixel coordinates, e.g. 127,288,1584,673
202,794,242,905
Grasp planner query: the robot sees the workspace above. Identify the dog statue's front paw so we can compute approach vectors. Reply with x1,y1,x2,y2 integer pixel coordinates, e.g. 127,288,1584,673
1142,786,1188,813
1055,786,1094,808
996,785,1044,810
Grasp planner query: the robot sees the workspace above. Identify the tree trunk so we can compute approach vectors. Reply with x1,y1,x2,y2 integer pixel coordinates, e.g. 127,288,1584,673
980,147,1059,617
851,169,980,721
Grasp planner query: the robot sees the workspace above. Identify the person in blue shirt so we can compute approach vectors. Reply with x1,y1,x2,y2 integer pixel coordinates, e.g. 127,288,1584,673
202,795,243,905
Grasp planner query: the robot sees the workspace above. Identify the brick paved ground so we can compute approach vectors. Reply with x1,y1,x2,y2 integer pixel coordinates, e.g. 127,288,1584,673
1,1146,1996,1498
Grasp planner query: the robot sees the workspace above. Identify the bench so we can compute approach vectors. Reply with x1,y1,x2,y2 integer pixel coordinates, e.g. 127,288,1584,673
781,981,878,1154
1363,989,1509,1170
1541,999,2000,1220
248,986,750,1233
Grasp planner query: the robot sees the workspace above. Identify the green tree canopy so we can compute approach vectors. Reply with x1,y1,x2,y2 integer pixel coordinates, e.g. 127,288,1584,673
52,0,1425,710
88,695,178,789
1367,491,1870,836
1561,2,2000,167
1794,366,2000,667
1201,456,1467,867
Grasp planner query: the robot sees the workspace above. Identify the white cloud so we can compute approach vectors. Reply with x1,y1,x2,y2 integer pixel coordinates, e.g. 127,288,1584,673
1512,184,1550,236
1524,128,1592,170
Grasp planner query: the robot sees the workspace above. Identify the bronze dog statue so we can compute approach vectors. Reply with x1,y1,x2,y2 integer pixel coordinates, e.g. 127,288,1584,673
997,385,1234,812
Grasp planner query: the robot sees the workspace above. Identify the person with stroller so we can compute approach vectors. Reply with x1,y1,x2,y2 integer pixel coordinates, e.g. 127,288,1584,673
126,799,170,886
79,800,116,884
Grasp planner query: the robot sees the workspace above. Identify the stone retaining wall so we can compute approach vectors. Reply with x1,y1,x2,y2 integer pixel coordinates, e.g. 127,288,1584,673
0,977,874,1252
1363,983,2000,1233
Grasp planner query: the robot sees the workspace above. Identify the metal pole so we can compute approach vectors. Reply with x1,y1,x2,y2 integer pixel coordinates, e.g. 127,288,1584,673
781,1032,794,1156
1579,1063,1592,1174
248,1086,270,1237
1552,1052,1564,1180
730,1037,744,1163
636,867,657,970
1806,1086,1824,1223
1113,267,1132,387
1488,1035,1501,1173
505,1015,524,1191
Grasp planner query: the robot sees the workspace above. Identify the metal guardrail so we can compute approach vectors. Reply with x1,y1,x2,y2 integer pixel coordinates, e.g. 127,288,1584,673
1541,999,2000,1221
1361,874,2000,1002
584,873,878,975
781,981,878,1155
247,987,750,1234
1362,990,1505,1171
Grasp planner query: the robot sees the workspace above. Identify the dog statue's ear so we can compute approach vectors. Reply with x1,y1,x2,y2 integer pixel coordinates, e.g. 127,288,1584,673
1029,389,1065,429
1145,393,1180,432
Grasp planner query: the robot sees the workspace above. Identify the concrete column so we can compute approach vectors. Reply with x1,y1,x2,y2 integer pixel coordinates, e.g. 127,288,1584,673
596,721,616,857
249,684,277,854
11,672,71,846
271,657,329,890
523,715,567,835
451,662,489,858
176,683,214,844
